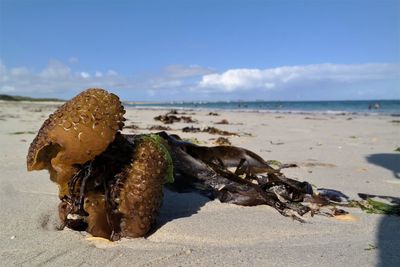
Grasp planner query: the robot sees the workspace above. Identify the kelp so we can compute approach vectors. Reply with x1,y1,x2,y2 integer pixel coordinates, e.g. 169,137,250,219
148,125,172,131
9,131,36,135
214,119,229,125
358,193,400,205
27,88,399,242
124,124,140,130
59,133,173,240
154,112,197,124
151,132,349,221
347,199,400,215
154,114,181,124
348,193,400,215
182,126,240,136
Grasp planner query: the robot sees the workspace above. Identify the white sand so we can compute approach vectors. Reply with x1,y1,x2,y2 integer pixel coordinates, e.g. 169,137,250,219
0,101,399,266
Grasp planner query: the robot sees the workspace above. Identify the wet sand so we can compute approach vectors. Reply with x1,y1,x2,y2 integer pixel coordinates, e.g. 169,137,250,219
0,101,399,266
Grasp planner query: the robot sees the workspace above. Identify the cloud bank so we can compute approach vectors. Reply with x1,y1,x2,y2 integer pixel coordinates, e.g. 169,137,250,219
199,64,400,92
0,59,126,97
0,60,398,100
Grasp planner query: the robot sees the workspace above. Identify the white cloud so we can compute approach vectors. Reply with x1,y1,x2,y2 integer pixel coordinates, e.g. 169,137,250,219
199,63,400,92
0,60,398,100
40,60,71,79
80,72,91,79
0,59,129,96
10,67,30,77
141,64,214,92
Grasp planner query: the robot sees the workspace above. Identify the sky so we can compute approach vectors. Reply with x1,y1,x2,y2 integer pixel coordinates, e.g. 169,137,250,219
0,0,399,101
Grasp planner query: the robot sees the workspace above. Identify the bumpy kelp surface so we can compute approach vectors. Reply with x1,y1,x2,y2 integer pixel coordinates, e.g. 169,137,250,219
58,133,171,240
27,88,399,241
27,88,125,198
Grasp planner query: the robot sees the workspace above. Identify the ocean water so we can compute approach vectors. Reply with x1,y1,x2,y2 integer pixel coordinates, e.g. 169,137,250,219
127,100,400,115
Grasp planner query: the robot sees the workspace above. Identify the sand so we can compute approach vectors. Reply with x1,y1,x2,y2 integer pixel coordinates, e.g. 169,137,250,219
0,101,399,266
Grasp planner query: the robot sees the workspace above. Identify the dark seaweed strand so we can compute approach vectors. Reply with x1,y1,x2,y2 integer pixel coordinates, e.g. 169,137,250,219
65,134,134,222
208,160,312,219
155,131,309,219
206,162,289,213
66,162,94,216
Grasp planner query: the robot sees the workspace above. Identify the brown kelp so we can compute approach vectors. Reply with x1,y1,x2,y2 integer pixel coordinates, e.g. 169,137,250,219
27,89,125,198
154,132,315,220
58,133,173,240
182,126,240,136
27,89,173,240
154,111,197,124
27,88,395,241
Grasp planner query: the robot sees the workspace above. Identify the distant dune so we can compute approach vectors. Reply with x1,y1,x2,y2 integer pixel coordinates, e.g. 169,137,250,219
0,94,64,102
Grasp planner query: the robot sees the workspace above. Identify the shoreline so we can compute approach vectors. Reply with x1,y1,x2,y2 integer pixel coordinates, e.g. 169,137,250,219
2,98,399,116
125,105,400,117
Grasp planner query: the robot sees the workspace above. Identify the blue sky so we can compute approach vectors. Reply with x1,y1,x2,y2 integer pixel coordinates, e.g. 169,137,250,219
0,0,399,101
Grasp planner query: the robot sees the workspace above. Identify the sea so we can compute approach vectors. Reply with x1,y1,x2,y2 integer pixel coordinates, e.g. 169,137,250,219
126,100,400,115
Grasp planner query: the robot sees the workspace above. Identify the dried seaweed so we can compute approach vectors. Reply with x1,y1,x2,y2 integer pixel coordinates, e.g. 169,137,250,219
182,126,239,136
214,137,231,146
182,126,201,133
364,244,378,251
124,124,140,130
214,119,229,125
154,114,181,124
153,132,338,221
166,109,183,115
154,112,197,124
270,141,285,145
27,88,400,243
204,127,238,136
148,125,172,131
358,193,400,205
181,116,197,123
9,131,36,135
352,198,400,215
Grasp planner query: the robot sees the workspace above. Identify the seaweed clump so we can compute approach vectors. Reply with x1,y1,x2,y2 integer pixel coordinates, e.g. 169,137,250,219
27,88,397,241
27,88,125,198
182,126,239,136
27,89,173,240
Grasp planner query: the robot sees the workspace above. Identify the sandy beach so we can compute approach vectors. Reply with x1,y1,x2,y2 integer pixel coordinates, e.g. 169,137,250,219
0,101,399,266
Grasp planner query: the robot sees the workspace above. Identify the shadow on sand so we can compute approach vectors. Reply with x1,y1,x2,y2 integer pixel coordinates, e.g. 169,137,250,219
366,153,400,179
366,153,400,266
147,189,210,236
376,216,400,266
